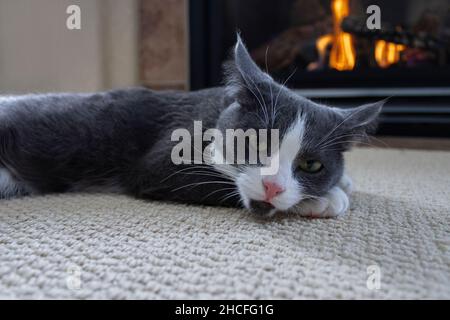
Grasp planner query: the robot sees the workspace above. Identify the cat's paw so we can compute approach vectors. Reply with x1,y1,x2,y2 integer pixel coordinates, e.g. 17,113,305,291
294,186,349,218
338,173,353,195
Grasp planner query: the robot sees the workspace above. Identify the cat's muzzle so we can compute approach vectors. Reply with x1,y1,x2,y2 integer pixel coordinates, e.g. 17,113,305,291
249,200,276,217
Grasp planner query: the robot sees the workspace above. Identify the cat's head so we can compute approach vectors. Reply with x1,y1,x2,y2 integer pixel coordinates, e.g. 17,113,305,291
214,35,384,216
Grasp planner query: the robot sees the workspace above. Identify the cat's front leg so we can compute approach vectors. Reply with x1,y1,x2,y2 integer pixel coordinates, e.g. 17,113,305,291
293,175,352,218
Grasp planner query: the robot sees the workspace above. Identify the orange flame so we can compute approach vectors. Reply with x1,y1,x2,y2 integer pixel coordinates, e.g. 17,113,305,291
329,0,355,70
316,0,356,71
374,40,405,68
316,0,406,71
316,34,333,62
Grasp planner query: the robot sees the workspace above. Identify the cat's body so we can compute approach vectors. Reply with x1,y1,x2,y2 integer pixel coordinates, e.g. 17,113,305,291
0,36,383,217
0,88,237,205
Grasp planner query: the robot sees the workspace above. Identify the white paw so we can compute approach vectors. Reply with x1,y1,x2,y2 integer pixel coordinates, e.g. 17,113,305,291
294,186,349,218
338,174,353,195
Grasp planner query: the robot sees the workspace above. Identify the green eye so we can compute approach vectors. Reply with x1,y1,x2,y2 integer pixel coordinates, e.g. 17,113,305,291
298,159,323,173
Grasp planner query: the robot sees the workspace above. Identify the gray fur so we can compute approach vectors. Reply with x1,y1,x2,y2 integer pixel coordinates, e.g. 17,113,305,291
0,35,383,215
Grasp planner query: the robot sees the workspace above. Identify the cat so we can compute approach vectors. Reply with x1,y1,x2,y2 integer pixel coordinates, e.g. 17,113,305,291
0,35,383,218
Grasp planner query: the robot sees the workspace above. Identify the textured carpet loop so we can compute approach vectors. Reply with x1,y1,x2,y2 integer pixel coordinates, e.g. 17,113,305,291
0,148,449,299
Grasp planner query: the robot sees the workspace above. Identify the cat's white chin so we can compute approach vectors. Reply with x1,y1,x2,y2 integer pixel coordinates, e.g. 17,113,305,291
241,175,353,218
236,168,303,214
238,180,302,215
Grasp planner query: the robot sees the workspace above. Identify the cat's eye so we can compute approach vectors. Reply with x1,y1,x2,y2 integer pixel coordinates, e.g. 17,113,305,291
298,159,323,173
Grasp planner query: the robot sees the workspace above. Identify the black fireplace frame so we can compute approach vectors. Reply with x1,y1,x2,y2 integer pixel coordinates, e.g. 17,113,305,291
189,0,450,137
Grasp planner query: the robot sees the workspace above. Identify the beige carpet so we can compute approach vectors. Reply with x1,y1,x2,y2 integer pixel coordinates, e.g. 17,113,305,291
0,148,449,299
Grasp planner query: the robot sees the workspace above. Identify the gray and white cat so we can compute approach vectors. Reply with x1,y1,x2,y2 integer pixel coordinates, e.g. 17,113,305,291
0,36,383,218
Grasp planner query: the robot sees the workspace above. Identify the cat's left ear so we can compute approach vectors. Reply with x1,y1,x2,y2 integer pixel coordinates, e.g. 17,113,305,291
224,34,273,103
233,34,272,83
337,99,387,134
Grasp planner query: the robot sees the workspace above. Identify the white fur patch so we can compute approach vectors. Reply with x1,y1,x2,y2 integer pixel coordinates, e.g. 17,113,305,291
236,115,306,211
0,168,29,198
292,185,350,218
338,173,353,194
0,96,18,117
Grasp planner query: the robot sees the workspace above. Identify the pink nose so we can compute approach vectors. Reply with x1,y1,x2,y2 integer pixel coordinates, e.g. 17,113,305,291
263,180,285,202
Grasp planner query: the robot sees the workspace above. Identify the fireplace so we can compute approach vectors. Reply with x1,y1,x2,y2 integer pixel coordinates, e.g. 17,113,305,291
190,0,450,137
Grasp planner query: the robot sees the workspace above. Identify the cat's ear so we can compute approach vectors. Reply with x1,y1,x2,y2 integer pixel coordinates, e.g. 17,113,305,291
338,99,386,134
329,99,386,151
233,34,271,83
224,34,273,104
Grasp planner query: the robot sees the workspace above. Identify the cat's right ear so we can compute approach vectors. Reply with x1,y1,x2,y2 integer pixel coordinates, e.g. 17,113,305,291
339,99,386,134
224,34,273,105
329,99,386,151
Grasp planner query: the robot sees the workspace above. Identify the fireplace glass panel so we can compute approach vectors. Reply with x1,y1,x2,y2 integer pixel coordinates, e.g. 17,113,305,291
205,0,450,89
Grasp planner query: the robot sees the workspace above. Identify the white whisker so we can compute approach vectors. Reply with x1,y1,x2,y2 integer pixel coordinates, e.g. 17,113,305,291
171,180,236,193
201,187,237,202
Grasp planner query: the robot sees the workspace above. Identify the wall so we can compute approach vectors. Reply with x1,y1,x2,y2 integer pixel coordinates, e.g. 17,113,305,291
0,0,139,93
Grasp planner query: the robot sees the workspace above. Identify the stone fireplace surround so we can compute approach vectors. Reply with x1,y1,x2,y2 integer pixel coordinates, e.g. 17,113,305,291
140,0,189,90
